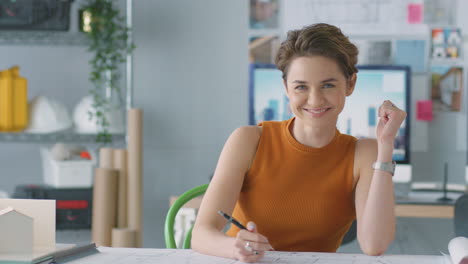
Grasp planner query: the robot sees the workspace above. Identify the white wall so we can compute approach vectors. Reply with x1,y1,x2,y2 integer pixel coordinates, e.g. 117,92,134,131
133,0,248,247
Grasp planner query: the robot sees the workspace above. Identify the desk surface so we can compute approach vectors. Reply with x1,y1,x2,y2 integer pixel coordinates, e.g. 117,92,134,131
65,247,447,264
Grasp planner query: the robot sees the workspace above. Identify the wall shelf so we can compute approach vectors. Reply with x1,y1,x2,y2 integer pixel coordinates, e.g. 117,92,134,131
0,31,88,46
0,0,133,145
0,132,125,144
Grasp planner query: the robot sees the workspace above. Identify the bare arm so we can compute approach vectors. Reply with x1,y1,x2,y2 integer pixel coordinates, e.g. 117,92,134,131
354,139,395,255
192,126,272,262
355,100,407,255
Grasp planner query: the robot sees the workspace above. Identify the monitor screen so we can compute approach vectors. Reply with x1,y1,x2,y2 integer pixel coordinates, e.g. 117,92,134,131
249,64,411,164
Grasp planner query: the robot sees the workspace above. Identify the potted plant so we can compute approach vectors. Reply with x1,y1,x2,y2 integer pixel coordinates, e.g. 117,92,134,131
79,0,135,143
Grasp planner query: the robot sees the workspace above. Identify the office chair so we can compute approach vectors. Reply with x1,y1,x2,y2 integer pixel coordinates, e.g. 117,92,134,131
165,183,208,249
454,193,468,237
164,183,357,249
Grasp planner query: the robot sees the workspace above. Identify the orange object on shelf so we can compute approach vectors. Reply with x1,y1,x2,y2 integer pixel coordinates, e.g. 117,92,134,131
80,151,92,160
0,66,28,132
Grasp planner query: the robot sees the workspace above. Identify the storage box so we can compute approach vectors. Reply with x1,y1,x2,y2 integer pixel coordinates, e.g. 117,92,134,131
40,148,96,188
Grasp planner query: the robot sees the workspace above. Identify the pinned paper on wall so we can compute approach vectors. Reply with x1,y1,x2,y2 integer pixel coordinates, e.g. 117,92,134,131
408,3,423,24
417,100,433,121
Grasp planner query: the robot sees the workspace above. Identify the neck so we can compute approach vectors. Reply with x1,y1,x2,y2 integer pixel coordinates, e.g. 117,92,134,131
290,118,337,148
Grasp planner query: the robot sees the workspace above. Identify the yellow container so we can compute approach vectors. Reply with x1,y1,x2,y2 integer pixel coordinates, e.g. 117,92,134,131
11,66,28,131
0,69,13,131
0,66,28,132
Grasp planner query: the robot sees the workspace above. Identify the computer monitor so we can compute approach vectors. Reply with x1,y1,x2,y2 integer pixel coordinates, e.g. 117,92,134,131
248,64,411,164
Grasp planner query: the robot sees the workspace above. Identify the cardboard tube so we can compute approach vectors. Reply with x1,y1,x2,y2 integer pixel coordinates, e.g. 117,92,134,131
127,109,143,247
114,149,128,228
99,147,114,169
92,168,118,247
111,228,137,248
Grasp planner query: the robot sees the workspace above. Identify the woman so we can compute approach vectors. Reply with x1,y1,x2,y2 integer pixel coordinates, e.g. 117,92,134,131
192,23,407,262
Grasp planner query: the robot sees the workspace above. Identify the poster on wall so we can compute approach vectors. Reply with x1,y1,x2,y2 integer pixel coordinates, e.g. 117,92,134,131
249,35,280,64
431,66,464,112
431,27,462,59
249,0,279,30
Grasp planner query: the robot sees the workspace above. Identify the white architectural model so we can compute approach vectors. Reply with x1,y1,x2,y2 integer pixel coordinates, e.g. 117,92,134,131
0,206,33,253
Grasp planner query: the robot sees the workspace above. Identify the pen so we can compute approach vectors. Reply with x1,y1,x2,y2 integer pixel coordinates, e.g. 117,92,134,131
218,210,247,230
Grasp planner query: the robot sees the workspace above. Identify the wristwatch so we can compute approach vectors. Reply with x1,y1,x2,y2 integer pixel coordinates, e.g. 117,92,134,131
372,161,396,176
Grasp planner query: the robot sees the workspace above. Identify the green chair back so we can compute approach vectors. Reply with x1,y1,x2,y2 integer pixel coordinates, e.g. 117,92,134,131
164,183,209,249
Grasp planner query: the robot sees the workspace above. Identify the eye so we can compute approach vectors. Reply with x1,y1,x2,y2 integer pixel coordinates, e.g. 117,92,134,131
295,85,307,90
323,83,335,88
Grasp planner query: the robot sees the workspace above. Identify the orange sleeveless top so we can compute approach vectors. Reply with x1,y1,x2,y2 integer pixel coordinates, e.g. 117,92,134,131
226,118,357,252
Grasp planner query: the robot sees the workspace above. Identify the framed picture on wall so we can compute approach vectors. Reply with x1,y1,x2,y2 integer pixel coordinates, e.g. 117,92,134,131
249,35,280,64
249,0,279,30
431,66,464,112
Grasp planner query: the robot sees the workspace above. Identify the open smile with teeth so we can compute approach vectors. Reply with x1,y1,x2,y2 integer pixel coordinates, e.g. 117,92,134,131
305,108,329,114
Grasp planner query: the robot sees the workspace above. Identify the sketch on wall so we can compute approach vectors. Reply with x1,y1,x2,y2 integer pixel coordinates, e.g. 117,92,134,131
282,0,403,35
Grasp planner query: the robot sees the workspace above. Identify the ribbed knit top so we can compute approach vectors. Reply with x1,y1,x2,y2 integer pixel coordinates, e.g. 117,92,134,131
226,118,357,252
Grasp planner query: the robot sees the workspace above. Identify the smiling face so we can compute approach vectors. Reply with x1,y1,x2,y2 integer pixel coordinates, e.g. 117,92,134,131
284,56,356,128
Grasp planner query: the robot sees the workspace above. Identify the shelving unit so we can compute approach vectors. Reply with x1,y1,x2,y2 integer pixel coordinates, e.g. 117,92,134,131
0,132,125,144
0,0,134,145
0,31,88,46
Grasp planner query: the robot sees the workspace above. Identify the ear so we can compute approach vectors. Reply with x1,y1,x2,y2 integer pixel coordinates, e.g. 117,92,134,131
346,73,357,96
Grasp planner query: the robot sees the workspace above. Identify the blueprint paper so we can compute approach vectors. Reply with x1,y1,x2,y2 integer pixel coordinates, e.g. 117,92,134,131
65,247,446,264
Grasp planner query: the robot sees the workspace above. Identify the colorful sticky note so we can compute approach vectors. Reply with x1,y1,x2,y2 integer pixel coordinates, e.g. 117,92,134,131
417,100,433,121
408,3,423,24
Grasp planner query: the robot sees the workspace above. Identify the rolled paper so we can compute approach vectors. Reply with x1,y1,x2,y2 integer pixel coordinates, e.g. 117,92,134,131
111,228,137,248
127,108,143,247
114,149,128,228
99,147,114,169
91,168,118,246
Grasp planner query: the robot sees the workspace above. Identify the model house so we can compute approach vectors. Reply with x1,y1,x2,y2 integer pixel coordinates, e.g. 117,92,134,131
0,206,33,254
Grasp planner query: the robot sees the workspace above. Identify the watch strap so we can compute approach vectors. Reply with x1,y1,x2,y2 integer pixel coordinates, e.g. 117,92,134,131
372,161,396,176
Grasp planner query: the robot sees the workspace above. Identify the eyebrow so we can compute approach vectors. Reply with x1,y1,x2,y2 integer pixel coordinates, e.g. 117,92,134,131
291,78,338,84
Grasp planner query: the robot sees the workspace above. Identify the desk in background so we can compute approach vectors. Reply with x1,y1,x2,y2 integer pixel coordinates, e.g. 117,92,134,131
64,247,447,264
170,190,463,218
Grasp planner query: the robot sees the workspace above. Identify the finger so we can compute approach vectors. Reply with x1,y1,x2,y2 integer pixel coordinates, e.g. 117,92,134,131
237,252,264,263
237,229,269,243
247,221,256,232
234,246,264,263
243,240,273,252
379,101,393,115
379,101,400,123
238,240,265,258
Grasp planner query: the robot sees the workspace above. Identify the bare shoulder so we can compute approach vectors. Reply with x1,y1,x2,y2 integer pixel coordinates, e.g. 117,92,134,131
232,125,262,137
221,125,263,167
229,125,262,146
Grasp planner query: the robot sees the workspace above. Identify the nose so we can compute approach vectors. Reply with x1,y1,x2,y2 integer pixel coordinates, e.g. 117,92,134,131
307,88,325,107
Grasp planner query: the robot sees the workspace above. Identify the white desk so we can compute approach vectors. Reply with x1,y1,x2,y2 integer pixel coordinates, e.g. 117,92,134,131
65,247,448,264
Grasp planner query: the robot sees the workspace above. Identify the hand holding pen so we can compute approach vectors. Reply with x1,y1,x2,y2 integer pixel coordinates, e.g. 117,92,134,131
218,211,274,263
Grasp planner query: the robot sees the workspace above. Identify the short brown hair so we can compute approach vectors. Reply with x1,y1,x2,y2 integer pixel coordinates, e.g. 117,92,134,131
275,23,358,80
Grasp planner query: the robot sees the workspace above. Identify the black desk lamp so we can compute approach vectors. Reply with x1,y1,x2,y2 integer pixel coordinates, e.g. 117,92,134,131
438,162,453,202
